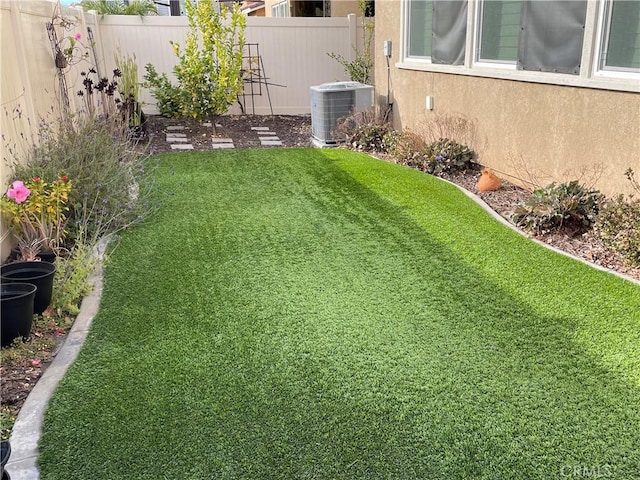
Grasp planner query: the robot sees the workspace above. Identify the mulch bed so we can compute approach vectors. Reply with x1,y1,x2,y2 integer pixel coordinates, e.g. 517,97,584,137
145,114,314,154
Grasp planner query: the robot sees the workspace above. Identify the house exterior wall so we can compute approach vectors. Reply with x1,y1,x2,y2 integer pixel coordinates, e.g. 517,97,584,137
330,0,362,17
374,1,640,198
264,0,361,17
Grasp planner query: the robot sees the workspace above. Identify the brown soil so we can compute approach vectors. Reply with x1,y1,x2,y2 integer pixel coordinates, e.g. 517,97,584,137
2,113,637,440
146,114,314,154
1,312,72,440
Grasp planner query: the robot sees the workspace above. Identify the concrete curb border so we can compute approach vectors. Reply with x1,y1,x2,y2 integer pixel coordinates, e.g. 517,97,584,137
5,239,108,480
439,176,640,287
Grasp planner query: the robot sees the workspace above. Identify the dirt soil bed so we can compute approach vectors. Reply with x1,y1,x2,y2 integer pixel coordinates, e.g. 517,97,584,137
2,113,638,441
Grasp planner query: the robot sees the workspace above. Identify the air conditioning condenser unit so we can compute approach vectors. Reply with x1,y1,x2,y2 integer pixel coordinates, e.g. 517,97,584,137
310,81,374,147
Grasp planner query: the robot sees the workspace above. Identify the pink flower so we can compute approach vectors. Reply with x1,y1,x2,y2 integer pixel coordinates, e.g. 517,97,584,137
74,33,82,40
30,358,42,367
7,181,30,204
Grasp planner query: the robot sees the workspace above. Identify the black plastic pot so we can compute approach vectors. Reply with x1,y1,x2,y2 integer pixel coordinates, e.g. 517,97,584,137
36,250,57,263
7,248,56,263
0,283,36,347
1,261,56,315
1,440,10,480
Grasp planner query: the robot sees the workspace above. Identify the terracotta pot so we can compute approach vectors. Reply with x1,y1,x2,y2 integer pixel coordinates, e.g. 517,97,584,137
477,168,502,192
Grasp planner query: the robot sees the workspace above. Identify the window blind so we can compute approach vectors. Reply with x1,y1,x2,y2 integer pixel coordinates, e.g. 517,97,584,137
518,0,588,74
432,0,468,65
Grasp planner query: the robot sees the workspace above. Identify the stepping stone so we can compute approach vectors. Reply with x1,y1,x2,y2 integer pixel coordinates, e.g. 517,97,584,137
216,123,222,128
201,122,212,127
211,143,235,149
171,144,194,150
211,138,234,144
167,125,186,131
251,126,270,131
258,131,278,136
166,137,189,142
261,140,283,146
166,132,187,138
259,136,280,141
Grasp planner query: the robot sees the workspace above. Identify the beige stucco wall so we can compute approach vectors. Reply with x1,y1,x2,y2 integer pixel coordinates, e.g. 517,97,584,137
263,0,361,17
374,2,640,198
330,0,362,17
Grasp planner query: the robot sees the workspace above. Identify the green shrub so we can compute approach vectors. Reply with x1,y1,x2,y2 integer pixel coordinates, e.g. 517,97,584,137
509,180,604,235
327,1,374,84
142,64,182,118
349,123,394,152
423,138,475,175
51,237,98,316
594,169,640,266
10,115,159,244
143,0,246,126
386,129,429,166
389,134,475,176
335,110,393,152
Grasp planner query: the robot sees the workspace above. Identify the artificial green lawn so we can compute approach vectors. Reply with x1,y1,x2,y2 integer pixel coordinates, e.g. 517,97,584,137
39,148,639,479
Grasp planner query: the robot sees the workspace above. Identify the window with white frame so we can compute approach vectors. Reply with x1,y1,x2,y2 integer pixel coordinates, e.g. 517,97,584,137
406,0,467,65
477,0,588,73
477,0,521,64
272,1,288,17
401,0,638,90
600,0,640,71
407,0,433,58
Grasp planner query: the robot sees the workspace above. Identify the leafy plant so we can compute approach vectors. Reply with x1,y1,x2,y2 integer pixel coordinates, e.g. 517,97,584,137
76,68,121,120
390,135,475,176
51,235,98,316
593,169,640,266
0,175,71,260
328,52,374,85
334,109,393,152
327,0,374,84
509,180,604,235
423,138,475,175
0,175,72,260
79,0,158,16
1,406,16,441
10,114,158,244
144,0,246,132
115,49,144,131
142,64,182,118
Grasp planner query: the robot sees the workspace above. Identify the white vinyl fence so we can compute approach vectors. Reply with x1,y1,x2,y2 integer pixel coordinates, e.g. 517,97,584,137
96,14,364,115
1,1,365,135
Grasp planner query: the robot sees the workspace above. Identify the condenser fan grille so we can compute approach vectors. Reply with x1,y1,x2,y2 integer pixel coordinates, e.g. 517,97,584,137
310,82,373,147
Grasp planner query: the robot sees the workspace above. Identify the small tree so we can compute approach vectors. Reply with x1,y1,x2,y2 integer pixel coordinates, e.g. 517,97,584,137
328,0,374,84
170,0,246,135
